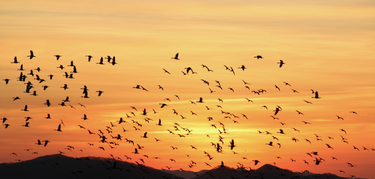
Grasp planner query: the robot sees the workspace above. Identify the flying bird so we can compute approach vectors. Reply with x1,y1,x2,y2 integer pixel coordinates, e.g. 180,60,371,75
27,50,36,59
11,56,19,63
54,55,61,60
172,53,179,60
22,105,29,112
277,60,285,68
312,91,320,99
86,55,92,62
97,57,104,65
96,90,103,96
55,124,62,132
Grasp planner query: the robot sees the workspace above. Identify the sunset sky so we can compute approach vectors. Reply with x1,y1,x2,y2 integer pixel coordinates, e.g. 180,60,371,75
1,0,375,178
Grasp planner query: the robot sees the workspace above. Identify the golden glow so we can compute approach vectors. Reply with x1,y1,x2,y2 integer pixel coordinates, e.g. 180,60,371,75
0,0,375,178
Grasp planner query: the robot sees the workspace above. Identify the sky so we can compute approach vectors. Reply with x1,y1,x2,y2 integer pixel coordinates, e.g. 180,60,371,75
0,0,375,178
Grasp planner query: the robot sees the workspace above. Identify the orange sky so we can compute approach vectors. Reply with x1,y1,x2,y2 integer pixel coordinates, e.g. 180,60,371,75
1,0,375,178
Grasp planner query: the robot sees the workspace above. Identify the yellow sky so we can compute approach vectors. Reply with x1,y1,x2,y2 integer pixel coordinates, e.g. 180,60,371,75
1,0,375,178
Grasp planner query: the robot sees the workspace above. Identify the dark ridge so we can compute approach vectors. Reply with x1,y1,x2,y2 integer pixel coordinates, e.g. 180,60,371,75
0,154,182,179
0,155,354,179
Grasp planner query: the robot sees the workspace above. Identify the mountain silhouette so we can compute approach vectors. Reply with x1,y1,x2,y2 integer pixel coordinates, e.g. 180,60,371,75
0,155,358,179
0,154,182,179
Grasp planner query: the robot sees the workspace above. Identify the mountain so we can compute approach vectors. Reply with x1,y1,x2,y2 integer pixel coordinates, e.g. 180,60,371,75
192,163,349,179
164,169,208,179
0,154,182,179
0,155,355,179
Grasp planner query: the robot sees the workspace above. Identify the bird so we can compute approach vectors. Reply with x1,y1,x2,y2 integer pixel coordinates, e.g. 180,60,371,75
27,50,36,59
22,105,29,111
72,66,78,73
229,139,235,150
61,84,68,90
197,97,203,103
296,110,304,115
326,143,334,149
277,60,285,68
3,79,10,84
43,140,50,147
55,124,62,132
238,65,246,71
254,55,263,59
54,55,61,60
11,56,19,63
336,115,344,120
36,140,43,146
18,64,24,71
201,79,209,85
278,129,285,134
96,90,103,96
312,91,320,99
82,114,88,120
110,56,117,65
172,53,179,60
86,55,92,62
22,122,30,127
252,160,260,165
97,57,104,65
142,132,148,138
133,148,139,154
162,68,170,74
57,65,64,70
274,106,281,115
347,162,354,167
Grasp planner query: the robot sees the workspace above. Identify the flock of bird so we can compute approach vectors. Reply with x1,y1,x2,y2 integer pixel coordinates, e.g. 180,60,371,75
1,50,372,179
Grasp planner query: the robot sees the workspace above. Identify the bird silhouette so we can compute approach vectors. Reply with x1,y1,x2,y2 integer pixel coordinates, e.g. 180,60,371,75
27,50,35,59
11,56,19,63
278,129,285,134
142,132,148,138
61,84,68,90
111,56,117,65
254,55,263,59
157,119,162,126
96,90,103,96
3,79,10,84
43,140,50,147
197,97,203,103
22,122,30,127
55,124,62,132
86,55,92,62
312,91,320,99
54,55,61,60
133,148,139,154
172,53,179,60
18,64,24,71
326,143,334,149
277,60,284,68
57,65,64,70
22,105,29,111
82,114,88,120
162,68,170,74
71,65,78,73
252,160,260,165
97,57,104,65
